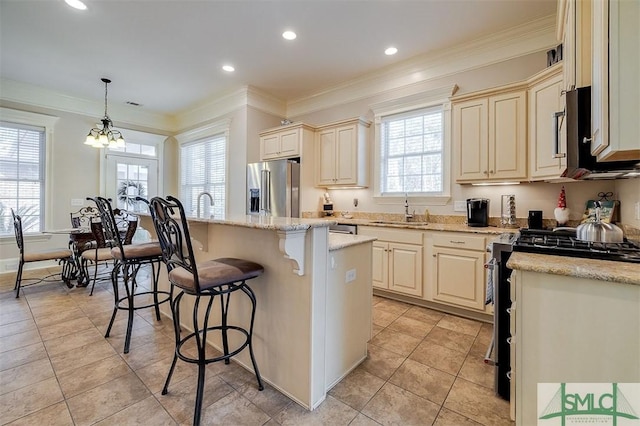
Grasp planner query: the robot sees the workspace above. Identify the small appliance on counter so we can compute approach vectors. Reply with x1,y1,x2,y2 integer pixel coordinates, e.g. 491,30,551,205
500,194,517,228
527,210,543,229
467,198,489,227
322,192,334,216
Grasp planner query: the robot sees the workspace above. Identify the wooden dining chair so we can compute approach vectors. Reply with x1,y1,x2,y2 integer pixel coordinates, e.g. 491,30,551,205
11,209,74,298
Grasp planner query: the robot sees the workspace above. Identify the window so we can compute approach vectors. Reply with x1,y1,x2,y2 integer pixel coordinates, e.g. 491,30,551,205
0,121,45,235
180,133,226,218
380,106,444,195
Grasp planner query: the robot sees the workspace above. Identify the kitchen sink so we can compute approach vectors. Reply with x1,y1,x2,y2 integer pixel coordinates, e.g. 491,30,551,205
370,220,429,226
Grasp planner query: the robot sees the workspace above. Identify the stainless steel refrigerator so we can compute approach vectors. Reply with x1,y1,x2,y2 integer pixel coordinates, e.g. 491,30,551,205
246,159,300,217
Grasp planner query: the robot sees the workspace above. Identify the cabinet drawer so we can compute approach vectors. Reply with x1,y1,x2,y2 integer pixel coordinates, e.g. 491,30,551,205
432,233,485,251
358,227,423,245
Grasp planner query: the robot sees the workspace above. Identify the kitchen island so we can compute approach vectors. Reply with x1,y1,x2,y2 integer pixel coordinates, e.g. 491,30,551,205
507,253,640,425
139,214,375,410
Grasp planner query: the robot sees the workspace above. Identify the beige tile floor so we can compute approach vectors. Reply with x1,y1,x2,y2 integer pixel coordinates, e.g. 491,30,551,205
0,266,512,425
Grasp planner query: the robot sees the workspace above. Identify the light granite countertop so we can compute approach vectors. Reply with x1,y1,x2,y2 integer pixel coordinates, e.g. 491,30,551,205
185,214,333,231
507,252,640,286
328,234,377,251
324,218,516,235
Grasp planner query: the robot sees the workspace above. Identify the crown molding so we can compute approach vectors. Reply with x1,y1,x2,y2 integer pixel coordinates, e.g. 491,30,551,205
172,85,286,132
286,14,557,117
0,78,173,132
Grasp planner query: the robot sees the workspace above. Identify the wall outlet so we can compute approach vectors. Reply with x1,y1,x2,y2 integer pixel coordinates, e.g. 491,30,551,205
454,201,466,212
345,269,356,283
635,202,640,220
71,198,84,206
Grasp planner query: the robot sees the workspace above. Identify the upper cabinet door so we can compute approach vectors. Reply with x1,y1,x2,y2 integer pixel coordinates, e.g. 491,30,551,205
314,117,370,188
335,124,357,184
453,89,527,183
592,0,640,161
317,128,337,186
454,98,489,181
489,90,527,181
528,66,566,180
259,123,315,161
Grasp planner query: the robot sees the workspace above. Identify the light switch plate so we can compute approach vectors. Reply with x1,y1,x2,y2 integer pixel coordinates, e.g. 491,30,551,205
454,201,466,212
345,269,356,283
71,198,84,207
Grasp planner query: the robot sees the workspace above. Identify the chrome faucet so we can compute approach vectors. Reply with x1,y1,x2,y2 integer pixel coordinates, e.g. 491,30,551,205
404,193,414,222
196,191,214,218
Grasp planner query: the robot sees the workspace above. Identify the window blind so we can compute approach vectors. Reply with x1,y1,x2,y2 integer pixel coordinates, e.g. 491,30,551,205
380,105,444,194
0,121,45,235
180,133,226,218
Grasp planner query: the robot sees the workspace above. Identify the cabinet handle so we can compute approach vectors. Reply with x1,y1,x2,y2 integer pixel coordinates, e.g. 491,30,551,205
506,308,513,315
506,371,512,380
489,170,494,174
507,337,513,345
483,170,488,175
449,240,465,244
583,136,592,144
553,111,567,158
432,254,436,257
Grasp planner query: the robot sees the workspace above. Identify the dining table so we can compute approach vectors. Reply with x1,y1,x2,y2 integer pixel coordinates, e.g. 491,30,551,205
43,227,95,286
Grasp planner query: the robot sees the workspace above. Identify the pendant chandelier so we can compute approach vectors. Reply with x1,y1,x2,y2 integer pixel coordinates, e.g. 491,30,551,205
84,78,125,148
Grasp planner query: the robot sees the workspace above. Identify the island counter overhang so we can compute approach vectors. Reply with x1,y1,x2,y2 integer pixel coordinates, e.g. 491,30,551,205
139,214,376,410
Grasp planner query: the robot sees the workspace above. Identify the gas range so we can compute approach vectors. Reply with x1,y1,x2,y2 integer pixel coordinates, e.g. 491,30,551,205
513,228,640,264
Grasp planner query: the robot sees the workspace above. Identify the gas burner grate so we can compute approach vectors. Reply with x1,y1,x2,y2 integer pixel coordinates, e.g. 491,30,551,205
514,229,640,263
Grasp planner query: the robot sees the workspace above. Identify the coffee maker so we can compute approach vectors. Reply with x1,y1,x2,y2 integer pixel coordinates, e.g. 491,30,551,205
467,198,489,227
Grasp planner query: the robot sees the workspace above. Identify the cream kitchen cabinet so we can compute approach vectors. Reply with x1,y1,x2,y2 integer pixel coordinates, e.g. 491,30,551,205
359,226,423,297
428,232,487,311
512,268,640,425
591,0,640,161
453,88,528,183
557,0,591,91
260,122,315,161
315,117,370,187
527,64,566,180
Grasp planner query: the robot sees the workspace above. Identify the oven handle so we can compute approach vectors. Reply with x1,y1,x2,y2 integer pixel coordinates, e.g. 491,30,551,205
483,334,496,366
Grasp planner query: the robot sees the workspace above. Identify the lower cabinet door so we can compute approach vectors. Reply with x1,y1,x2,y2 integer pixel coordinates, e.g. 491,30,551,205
388,243,423,297
432,247,485,310
371,241,388,289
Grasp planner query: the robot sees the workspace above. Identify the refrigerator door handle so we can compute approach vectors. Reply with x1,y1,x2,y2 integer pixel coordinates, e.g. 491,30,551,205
261,169,270,213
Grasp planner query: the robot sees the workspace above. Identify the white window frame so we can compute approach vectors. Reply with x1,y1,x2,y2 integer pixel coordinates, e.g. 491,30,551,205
371,85,456,206
175,119,231,217
0,108,58,241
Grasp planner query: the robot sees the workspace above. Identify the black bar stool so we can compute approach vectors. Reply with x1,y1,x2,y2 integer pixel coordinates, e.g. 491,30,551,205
88,196,172,354
148,196,264,426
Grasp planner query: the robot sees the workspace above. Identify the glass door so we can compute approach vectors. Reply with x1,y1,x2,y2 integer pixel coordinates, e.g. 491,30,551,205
105,154,158,212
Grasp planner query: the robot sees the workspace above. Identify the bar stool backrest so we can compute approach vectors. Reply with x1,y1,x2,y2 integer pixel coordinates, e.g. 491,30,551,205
114,209,138,245
88,196,129,260
149,196,200,293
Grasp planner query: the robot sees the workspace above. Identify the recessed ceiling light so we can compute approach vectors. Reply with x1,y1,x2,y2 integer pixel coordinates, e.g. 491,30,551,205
385,47,398,56
65,0,87,10
282,31,297,41
222,65,235,72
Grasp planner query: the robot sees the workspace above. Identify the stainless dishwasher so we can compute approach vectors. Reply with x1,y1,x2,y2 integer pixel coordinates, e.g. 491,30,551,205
328,223,357,235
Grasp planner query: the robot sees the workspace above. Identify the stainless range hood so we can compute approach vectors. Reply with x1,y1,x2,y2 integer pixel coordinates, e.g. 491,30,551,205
563,87,640,180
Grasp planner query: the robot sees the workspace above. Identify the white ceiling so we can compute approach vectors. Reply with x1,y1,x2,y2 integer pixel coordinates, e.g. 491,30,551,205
0,0,556,116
